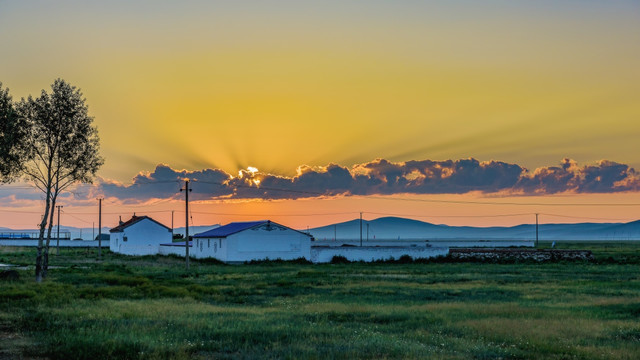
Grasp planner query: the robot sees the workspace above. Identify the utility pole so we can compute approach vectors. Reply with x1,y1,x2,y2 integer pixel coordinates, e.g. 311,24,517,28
56,205,63,255
180,180,192,270
334,224,337,241
360,212,363,246
97,198,103,258
171,210,174,240
535,213,539,248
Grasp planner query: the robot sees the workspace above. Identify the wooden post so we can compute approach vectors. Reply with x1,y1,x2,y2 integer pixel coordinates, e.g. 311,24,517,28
98,198,103,258
181,181,192,270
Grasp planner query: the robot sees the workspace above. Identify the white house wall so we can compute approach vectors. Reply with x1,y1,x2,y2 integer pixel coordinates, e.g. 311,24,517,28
110,232,124,252
112,218,171,256
194,225,311,262
227,226,310,262
193,237,227,261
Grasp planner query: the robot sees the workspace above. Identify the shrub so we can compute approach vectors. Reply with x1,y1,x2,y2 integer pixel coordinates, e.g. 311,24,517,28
330,255,350,264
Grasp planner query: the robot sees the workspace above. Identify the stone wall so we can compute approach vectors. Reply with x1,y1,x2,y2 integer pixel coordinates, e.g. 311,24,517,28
449,248,593,262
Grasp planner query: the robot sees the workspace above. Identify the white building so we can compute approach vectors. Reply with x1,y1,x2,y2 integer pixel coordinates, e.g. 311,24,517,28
109,215,172,256
192,220,312,263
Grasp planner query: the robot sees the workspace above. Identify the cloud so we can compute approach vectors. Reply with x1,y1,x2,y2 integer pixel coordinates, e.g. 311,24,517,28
515,158,640,194
351,158,524,195
96,164,233,202
3,158,640,205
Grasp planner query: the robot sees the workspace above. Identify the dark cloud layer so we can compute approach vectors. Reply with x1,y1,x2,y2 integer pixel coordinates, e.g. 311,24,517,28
91,158,640,202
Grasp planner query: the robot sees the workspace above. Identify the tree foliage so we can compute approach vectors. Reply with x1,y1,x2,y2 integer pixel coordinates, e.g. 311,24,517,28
19,79,103,193
16,79,104,281
0,83,29,182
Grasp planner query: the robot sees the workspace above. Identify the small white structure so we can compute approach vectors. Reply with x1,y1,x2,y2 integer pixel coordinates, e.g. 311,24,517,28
109,215,172,256
158,240,191,257
192,220,312,263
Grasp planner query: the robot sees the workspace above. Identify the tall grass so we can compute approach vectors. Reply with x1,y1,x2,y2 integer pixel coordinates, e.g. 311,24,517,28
0,243,639,359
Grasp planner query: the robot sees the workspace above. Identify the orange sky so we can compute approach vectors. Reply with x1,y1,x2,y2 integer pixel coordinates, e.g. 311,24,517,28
3,191,640,231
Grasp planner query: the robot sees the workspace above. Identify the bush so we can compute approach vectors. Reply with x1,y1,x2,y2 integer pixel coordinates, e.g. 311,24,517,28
330,255,350,264
395,255,414,264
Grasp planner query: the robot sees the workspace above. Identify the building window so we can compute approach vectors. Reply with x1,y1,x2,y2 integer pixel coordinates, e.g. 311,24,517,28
123,236,127,242
200,241,203,252
219,239,222,248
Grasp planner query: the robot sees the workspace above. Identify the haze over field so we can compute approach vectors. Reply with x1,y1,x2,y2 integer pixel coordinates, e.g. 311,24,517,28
1,1,640,229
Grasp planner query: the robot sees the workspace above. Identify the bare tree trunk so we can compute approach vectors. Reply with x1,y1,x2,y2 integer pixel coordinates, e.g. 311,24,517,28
35,243,43,283
42,250,49,280
35,193,51,283
43,197,56,279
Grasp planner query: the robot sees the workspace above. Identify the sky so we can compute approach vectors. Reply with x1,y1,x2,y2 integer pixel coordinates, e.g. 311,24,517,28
1,1,640,231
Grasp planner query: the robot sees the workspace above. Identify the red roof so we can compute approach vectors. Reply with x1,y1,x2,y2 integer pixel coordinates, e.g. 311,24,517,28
109,215,171,233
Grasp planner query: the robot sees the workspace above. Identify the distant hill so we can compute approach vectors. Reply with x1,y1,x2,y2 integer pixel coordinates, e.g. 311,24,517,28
307,216,640,241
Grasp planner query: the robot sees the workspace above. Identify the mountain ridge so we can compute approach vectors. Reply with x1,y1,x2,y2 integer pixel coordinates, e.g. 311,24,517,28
307,216,640,240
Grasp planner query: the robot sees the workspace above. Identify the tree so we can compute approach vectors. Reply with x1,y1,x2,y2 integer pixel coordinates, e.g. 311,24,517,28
17,79,103,282
0,83,29,182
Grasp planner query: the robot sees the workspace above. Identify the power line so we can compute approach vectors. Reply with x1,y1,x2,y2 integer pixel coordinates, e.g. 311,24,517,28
367,195,640,207
61,210,93,224
189,210,356,217
538,213,635,222
0,208,43,214
132,180,182,185
63,209,172,215
10,207,634,223
366,211,534,219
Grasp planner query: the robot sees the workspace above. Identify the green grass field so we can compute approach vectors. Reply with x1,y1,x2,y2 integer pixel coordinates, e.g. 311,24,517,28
1,242,639,359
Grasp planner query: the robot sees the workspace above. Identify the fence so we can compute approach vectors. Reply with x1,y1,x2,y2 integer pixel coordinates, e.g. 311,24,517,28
0,231,71,240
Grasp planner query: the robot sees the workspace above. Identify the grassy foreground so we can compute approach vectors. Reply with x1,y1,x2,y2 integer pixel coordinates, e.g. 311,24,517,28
0,242,639,359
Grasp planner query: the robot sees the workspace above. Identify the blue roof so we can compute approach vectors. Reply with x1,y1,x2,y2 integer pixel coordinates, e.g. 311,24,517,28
193,221,268,238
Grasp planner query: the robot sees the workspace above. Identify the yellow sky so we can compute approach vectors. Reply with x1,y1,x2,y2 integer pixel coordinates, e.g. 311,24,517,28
1,1,640,228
